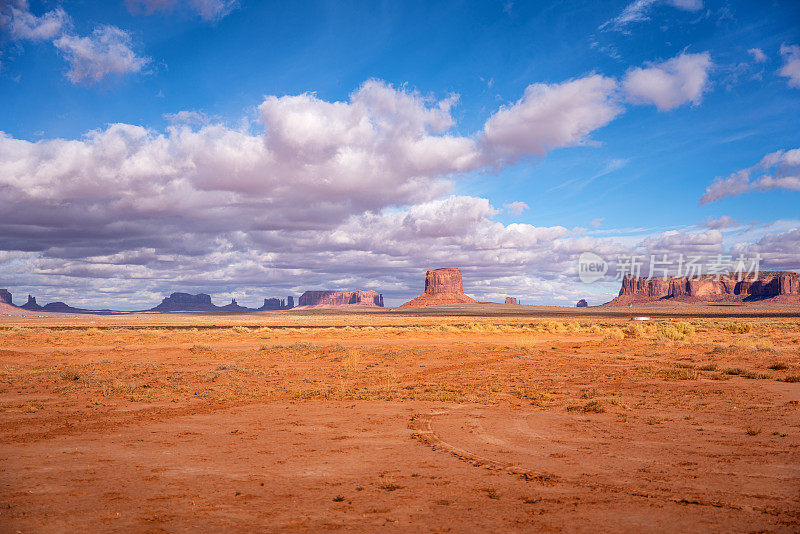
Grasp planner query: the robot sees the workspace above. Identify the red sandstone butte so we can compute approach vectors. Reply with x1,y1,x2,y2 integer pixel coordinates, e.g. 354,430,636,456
400,268,477,307
606,271,800,305
505,297,519,305
297,290,384,308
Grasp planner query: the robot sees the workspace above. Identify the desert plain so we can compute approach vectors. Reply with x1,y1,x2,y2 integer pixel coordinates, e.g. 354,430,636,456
1,304,799,532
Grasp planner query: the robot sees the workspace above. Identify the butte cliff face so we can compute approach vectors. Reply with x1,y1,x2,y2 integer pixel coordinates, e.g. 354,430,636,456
400,268,477,307
0,289,11,305
258,296,295,311
150,293,217,312
505,297,520,305
297,290,383,308
608,271,800,305
576,299,588,307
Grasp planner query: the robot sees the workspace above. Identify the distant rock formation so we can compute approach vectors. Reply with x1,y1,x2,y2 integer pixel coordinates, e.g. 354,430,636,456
218,299,251,312
576,299,588,307
505,297,519,305
20,295,43,311
0,289,11,305
39,302,114,314
258,296,294,311
298,290,383,308
400,268,477,307
150,293,217,312
607,271,800,305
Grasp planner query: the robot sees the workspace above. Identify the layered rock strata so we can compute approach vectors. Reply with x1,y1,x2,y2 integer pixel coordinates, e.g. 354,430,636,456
400,268,477,307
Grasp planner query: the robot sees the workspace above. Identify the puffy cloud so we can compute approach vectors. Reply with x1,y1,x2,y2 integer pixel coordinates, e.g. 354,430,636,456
702,215,738,229
482,75,621,161
779,44,800,89
748,48,768,63
700,148,800,203
600,0,702,31
730,228,800,272
639,229,724,256
504,201,529,215
125,0,239,21
53,25,150,84
0,0,69,41
0,2,149,84
622,52,712,111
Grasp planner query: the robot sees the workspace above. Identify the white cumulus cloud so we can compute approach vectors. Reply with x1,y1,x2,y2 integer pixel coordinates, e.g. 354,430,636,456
622,52,712,111
0,0,69,41
700,148,800,204
53,25,151,84
482,75,622,161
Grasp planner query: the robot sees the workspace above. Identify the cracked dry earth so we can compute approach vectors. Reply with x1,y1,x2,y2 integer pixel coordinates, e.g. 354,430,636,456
1,314,799,532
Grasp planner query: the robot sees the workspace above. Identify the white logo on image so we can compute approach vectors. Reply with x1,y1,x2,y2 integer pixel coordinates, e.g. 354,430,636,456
578,252,608,283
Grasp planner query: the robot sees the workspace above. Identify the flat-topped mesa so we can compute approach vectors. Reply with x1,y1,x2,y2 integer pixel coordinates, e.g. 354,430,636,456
608,271,800,305
0,289,11,305
297,290,384,308
400,268,477,307
505,297,520,305
150,292,216,312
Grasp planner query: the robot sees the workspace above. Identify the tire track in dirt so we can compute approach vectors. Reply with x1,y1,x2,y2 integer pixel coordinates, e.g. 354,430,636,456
408,410,755,513
408,411,559,484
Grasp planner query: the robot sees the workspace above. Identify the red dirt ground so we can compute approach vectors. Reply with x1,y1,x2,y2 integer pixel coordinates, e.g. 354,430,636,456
1,309,799,532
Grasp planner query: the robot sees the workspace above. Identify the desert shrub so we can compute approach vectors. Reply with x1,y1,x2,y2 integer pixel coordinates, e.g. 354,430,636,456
781,375,800,383
699,363,718,371
566,400,604,413
768,362,789,371
725,323,752,334
541,321,568,334
660,367,699,380
232,326,250,334
723,367,747,376
604,327,625,342
624,323,645,338
656,321,694,342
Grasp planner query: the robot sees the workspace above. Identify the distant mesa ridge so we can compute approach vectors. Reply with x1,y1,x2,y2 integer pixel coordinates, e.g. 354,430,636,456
608,271,800,305
400,268,477,307
150,292,215,312
297,290,383,308
259,296,294,311
505,297,520,305
149,292,296,312
576,299,588,307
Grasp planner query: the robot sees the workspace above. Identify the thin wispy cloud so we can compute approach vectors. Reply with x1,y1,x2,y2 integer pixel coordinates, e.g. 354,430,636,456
600,0,703,32
125,0,239,21
779,44,800,88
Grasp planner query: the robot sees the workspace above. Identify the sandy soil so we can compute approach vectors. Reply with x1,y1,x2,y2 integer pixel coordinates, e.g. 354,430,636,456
1,309,799,532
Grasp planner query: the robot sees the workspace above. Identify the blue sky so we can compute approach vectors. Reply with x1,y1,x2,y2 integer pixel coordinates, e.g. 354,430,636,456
0,0,799,309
